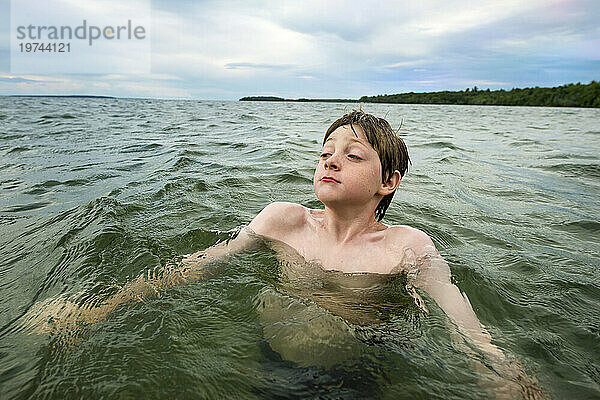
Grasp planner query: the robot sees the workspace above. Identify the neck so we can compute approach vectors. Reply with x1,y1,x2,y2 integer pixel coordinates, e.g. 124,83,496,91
322,203,381,244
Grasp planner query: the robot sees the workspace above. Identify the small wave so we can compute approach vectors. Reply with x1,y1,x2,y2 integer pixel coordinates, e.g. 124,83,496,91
276,171,313,185
152,179,209,200
1,179,22,190
25,179,89,195
180,149,210,157
4,201,51,212
36,118,55,125
435,154,464,164
121,143,163,153
412,141,469,152
88,172,120,181
113,161,147,172
35,114,76,125
52,197,143,251
161,125,181,132
39,114,76,119
472,185,544,200
421,227,463,248
8,147,31,154
172,156,196,170
508,138,543,147
264,147,296,161
540,163,600,178
70,162,98,172
2,134,29,140
454,225,514,250
526,125,549,130
489,253,541,274
552,220,600,236
213,176,245,187
544,153,598,160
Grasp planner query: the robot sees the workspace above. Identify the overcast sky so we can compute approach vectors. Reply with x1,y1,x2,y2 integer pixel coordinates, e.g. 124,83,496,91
0,0,598,100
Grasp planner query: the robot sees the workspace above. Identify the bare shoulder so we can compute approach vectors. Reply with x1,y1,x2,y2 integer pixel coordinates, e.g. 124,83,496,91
385,226,450,283
247,202,308,240
385,225,437,257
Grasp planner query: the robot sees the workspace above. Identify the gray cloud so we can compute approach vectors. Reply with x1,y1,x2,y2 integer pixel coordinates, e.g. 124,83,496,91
224,62,294,70
0,0,598,99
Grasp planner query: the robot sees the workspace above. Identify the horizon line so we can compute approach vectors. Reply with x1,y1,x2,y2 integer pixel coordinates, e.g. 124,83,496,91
2,79,597,102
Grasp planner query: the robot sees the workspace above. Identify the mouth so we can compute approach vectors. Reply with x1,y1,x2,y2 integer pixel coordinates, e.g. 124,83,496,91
321,176,340,183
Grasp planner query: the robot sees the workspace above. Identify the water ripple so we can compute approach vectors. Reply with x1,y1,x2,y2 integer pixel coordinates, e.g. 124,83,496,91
0,98,598,399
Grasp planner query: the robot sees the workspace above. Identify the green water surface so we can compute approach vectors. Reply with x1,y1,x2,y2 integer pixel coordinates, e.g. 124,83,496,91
0,98,599,399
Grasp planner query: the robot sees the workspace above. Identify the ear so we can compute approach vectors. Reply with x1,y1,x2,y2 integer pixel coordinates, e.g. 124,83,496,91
378,170,401,196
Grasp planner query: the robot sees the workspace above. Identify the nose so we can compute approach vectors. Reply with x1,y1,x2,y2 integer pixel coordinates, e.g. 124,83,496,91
324,153,340,170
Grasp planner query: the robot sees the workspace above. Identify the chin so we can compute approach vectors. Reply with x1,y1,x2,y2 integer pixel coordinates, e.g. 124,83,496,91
315,189,345,205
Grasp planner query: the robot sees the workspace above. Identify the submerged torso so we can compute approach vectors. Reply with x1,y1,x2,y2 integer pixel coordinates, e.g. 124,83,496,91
259,234,421,326
253,235,424,368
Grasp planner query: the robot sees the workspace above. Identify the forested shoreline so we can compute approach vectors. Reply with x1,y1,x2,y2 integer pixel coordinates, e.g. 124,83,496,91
241,81,600,108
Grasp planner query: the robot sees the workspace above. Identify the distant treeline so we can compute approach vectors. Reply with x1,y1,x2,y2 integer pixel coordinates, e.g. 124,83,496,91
240,96,286,101
239,96,356,103
241,81,600,108
359,81,600,108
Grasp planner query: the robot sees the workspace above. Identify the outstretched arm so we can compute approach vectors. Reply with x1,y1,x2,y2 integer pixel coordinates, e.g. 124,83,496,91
180,201,303,277
25,202,293,335
414,251,505,360
23,227,260,334
99,227,264,312
179,227,260,278
411,241,546,399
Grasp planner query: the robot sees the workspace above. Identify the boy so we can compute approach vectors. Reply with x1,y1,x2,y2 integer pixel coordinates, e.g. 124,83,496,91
180,110,544,398
187,110,503,355
27,110,543,398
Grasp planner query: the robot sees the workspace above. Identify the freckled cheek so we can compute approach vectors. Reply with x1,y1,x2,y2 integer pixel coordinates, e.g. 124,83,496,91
313,161,321,175
356,168,380,194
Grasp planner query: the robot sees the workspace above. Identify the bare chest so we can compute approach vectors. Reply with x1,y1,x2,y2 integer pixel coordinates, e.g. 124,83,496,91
282,232,405,275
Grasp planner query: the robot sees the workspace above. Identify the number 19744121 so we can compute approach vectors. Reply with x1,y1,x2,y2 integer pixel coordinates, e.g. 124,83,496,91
19,42,71,52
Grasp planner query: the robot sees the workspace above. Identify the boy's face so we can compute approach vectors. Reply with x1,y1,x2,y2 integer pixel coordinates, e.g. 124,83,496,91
314,124,384,207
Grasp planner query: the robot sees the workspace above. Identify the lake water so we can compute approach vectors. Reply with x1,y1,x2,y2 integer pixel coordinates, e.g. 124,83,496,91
0,98,599,399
